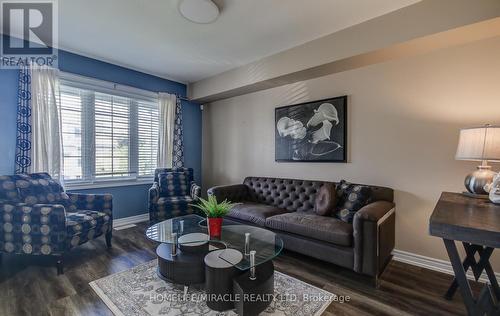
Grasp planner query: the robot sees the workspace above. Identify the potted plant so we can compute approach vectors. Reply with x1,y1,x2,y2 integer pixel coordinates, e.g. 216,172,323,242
191,195,237,239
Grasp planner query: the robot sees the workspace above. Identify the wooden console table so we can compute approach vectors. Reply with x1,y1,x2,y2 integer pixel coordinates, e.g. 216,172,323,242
429,192,500,316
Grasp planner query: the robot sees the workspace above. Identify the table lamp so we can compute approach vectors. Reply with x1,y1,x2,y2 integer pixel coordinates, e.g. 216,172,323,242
455,124,500,196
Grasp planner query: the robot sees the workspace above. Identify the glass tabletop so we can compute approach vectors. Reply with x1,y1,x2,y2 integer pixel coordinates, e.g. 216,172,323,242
217,224,283,270
145,214,284,271
146,214,209,244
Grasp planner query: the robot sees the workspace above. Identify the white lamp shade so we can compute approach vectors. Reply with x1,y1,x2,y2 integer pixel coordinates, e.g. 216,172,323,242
455,126,500,161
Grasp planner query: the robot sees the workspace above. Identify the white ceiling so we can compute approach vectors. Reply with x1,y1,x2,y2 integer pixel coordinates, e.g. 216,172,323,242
59,0,420,83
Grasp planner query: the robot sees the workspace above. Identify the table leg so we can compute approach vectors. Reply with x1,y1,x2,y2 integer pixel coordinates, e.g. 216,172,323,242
171,233,177,256
476,249,500,302
443,239,500,316
464,243,486,280
445,243,483,300
444,239,477,315
445,242,499,303
249,250,256,280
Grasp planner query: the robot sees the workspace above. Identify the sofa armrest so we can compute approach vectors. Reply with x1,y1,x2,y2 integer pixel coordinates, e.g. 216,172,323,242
353,201,396,277
66,193,113,218
190,182,201,201
355,201,395,222
207,184,249,203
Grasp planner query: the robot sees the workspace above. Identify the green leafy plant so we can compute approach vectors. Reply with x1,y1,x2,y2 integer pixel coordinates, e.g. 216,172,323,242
190,195,237,218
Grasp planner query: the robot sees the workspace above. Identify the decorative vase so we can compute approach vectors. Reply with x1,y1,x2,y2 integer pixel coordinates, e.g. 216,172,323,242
464,165,497,195
207,217,223,239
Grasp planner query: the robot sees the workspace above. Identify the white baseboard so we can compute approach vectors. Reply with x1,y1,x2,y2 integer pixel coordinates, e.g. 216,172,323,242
113,213,149,228
114,224,138,231
392,249,500,283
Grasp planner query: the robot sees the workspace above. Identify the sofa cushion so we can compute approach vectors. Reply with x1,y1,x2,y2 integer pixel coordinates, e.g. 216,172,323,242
314,183,337,216
157,195,194,206
265,213,353,246
153,196,197,219
158,172,189,196
227,203,290,226
66,210,112,248
335,180,372,223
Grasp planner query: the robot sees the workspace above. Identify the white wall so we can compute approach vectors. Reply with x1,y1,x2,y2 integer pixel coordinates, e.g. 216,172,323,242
202,37,500,270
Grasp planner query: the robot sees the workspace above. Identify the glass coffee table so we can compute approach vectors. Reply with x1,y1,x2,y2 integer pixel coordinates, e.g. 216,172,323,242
145,214,284,314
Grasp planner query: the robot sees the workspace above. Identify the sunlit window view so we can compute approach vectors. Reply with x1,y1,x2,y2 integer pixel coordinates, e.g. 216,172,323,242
59,83,159,183
137,100,160,176
94,92,130,179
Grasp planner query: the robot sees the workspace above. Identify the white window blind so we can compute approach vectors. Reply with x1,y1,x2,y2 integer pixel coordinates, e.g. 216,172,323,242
94,92,131,178
60,85,83,180
59,74,159,185
137,100,159,176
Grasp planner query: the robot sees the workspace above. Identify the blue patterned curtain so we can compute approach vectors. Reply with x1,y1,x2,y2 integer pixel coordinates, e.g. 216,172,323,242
15,65,32,174
172,97,184,168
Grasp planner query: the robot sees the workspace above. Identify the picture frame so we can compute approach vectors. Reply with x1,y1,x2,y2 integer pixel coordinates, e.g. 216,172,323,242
275,96,347,162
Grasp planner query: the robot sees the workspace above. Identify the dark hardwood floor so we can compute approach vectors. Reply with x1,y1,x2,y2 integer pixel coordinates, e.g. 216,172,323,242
0,222,481,316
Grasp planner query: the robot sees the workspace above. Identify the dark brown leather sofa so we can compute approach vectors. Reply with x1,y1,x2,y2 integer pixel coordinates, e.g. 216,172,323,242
208,176,395,283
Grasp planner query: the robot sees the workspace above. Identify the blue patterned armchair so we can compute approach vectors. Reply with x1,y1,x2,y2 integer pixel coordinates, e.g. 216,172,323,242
0,172,113,274
148,168,201,222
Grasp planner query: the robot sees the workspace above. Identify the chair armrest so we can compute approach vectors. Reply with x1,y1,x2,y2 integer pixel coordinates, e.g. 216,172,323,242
0,201,66,223
190,182,201,201
207,184,249,203
31,203,67,225
66,193,113,217
0,202,67,255
353,201,396,276
149,182,160,204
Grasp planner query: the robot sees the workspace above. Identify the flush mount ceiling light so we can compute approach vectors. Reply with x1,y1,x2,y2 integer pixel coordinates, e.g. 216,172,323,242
179,0,220,24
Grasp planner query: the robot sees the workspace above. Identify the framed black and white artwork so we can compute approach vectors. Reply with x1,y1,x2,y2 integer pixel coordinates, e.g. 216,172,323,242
275,96,347,162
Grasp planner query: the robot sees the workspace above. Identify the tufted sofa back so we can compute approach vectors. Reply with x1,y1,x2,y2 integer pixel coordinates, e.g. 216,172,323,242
243,176,394,213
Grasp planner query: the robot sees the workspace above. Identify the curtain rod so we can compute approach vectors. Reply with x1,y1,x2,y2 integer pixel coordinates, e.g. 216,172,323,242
60,71,194,102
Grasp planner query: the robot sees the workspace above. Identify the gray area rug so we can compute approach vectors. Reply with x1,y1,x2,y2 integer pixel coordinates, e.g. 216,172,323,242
90,260,333,316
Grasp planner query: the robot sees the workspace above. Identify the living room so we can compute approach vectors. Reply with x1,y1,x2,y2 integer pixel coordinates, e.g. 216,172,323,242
1,0,499,315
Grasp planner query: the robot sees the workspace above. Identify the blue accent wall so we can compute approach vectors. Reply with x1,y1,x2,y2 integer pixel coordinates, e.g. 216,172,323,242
0,36,202,219
0,69,19,174
69,184,152,219
182,99,202,185
58,50,186,96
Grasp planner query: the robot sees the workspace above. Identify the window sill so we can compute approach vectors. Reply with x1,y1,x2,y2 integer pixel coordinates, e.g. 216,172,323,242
65,179,153,191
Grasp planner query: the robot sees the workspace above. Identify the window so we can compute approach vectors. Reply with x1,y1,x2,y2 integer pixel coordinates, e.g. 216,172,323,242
59,73,159,185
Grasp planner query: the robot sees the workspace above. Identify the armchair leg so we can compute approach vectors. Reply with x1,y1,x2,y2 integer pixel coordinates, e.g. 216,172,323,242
56,256,64,275
105,231,112,248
